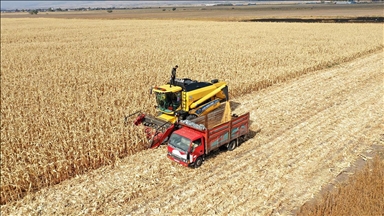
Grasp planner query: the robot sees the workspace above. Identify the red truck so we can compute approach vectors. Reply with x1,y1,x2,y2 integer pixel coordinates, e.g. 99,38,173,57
167,106,250,168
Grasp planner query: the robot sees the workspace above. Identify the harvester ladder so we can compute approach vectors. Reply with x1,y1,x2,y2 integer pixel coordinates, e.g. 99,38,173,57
182,91,188,111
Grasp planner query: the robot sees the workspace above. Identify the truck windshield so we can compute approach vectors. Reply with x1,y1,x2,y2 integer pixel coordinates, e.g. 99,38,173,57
155,91,181,112
168,133,191,152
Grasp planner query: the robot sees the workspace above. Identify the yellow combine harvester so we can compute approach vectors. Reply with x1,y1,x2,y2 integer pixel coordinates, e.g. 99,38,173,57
152,77,228,123
126,67,229,148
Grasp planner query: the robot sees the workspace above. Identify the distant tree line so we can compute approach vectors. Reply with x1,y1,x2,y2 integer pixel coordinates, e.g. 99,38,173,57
7,6,121,13
29,10,38,15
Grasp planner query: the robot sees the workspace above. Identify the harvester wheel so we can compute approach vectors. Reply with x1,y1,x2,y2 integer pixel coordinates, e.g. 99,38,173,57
194,156,203,168
227,139,237,151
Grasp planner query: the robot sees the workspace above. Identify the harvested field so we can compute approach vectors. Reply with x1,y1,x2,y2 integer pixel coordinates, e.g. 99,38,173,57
1,50,382,215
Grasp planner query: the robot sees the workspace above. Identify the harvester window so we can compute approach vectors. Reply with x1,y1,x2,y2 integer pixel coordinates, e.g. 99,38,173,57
155,92,181,112
174,91,182,109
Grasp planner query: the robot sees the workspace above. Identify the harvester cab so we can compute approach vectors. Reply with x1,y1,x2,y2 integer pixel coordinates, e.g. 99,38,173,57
125,66,229,149
152,85,183,123
153,77,229,121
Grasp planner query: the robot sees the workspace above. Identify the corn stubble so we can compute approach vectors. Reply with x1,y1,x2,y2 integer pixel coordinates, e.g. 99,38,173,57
1,18,383,204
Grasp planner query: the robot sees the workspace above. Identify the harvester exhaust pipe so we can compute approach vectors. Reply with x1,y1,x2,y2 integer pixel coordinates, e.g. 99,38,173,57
222,85,229,101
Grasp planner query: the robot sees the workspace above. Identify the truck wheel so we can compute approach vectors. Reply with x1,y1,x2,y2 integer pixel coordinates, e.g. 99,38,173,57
194,156,203,168
227,139,237,151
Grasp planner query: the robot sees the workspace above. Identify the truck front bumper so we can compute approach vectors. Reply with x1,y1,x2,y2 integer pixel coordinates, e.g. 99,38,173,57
167,154,190,167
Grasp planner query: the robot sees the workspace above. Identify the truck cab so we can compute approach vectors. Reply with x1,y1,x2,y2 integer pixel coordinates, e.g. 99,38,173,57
167,126,205,167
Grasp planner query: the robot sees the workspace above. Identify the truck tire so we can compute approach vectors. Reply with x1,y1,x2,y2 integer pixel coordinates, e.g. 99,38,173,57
227,139,237,151
194,156,203,168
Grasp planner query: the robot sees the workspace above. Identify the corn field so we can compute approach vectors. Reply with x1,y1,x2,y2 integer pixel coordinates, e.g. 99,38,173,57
298,155,384,216
1,18,383,204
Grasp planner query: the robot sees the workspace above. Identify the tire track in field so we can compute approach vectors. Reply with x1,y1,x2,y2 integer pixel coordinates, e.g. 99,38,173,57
1,51,382,215
234,58,380,165
248,73,381,172
211,90,381,215
225,53,383,214
223,55,380,175
240,82,382,214
237,56,378,143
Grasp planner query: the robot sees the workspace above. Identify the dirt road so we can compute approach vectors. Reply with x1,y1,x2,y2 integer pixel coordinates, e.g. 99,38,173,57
2,51,383,215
